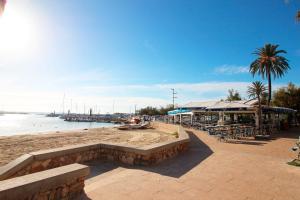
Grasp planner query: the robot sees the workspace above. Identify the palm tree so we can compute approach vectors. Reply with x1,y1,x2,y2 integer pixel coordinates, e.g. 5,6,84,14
250,44,289,106
247,81,267,134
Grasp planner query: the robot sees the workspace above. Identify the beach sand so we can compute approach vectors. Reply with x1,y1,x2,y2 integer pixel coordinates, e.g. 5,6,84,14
0,127,176,166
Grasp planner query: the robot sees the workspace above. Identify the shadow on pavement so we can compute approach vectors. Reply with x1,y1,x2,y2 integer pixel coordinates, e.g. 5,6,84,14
85,130,214,179
271,127,300,139
85,160,119,179
138,131,213,178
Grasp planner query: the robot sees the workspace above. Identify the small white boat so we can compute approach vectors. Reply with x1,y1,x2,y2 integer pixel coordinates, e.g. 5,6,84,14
118,122,150,130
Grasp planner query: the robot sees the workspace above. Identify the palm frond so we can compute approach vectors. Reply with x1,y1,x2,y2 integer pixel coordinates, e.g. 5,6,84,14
249,44,289,104
247,81,267,99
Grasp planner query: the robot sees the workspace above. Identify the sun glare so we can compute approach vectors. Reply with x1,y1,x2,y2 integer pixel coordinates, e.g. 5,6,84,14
0,3,36,59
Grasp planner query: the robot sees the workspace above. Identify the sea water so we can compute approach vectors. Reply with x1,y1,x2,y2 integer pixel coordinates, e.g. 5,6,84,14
0,114,115,136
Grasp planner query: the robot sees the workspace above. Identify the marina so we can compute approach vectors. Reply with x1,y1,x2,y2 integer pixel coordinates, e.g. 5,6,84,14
0,114,115,136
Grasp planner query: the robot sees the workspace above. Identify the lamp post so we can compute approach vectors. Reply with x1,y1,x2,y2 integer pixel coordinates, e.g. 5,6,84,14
171,89,177,123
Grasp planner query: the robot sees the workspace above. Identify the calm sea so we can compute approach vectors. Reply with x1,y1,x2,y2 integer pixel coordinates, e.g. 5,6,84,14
0,114,115,136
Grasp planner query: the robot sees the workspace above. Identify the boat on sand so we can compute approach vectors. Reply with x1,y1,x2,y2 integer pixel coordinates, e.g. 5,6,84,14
118,122,151,130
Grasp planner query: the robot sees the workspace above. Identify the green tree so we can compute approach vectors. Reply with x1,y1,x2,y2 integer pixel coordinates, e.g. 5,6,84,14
247,81,267,133
138,106,160,116
158,104,174,115
273,82,300,120
138,105,174,116
226,89,242,101
250,44,289,106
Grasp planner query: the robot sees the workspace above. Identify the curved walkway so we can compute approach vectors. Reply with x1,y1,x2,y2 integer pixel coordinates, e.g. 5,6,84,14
84,128,300,200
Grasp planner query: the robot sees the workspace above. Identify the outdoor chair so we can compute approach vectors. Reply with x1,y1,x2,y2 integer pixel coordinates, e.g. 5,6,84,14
217,131,228,142
247,127,256,137
208,127,217,135
233,128,241,139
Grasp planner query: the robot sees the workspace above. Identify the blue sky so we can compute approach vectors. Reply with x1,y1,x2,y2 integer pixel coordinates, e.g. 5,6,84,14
0,0,299,113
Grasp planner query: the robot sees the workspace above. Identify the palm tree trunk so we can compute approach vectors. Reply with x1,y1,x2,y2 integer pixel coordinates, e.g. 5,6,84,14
267,71,272,106
258,96,262,134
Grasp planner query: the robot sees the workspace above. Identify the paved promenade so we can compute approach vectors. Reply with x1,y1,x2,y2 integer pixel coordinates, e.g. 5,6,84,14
84,128,300,200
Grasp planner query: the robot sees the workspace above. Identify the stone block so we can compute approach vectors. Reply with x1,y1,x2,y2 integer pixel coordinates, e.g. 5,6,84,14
0,154,34,181
0,164,89,200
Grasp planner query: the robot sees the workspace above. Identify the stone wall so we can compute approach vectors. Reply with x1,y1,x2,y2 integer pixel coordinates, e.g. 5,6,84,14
0,164,89,200
0,125,189,181
30,176,85,200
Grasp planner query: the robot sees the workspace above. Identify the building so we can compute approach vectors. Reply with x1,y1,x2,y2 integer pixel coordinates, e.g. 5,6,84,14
168,99,297,129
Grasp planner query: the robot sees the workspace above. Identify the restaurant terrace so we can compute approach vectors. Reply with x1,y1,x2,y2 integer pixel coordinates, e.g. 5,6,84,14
167,99,297,133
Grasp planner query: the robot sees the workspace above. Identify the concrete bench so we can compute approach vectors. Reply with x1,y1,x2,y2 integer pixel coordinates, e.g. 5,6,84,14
0,163,90,200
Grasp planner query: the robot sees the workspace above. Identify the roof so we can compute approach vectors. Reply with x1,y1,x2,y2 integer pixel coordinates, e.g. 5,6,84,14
182,101,218,108
207,101,252,109
168,99,296,115
180,99,258,110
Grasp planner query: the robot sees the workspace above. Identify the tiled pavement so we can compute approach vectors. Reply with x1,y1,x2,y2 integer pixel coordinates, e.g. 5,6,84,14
84,128,300,200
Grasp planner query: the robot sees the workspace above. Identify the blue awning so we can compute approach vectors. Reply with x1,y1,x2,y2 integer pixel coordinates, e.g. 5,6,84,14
168,109,191,115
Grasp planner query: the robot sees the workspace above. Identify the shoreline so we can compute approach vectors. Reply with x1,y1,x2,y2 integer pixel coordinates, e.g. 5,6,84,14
0,123,118,137
0,113,117,137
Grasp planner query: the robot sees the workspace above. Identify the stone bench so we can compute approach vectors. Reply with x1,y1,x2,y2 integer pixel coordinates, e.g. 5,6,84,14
0,163,90,200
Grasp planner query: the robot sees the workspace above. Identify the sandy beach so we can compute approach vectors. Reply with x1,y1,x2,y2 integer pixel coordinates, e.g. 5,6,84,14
0,127,176,166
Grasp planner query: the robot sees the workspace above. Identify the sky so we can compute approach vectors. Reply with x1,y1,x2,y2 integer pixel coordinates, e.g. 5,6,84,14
0,0,299,113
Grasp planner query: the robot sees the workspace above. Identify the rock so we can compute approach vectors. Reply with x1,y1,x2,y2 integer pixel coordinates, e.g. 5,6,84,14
121,155,126,163
107,155,114,161
31,161,42,169
69,182,84,193
41,159,51,168
54,187,63,200
126,157,134,165
61,186,69,197
75,155,82,163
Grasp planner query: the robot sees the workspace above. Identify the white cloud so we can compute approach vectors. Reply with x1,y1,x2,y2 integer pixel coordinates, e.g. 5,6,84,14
79,81,255,110
0,89,169,114
156,82,249,93
83,82,250,94
0,81,285,113
54,68,112,83
214,65,249,74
